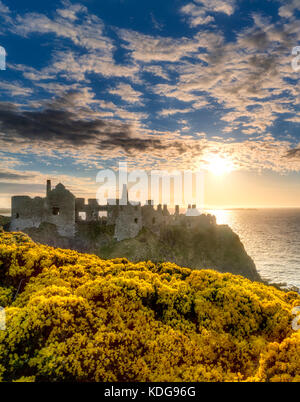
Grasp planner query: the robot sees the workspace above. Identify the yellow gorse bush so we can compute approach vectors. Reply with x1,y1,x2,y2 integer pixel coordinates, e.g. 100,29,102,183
0,231,299,382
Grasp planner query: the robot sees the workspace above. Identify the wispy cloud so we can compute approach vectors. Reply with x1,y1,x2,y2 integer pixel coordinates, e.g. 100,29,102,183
284,147,300,158
0,0,10,15
0,93,196,162
181,0,236,27
118,29,222,62
109,83,143,104
158,108,194,116
0,0,300,180
0,81,33,97
278,0,300,19
3,3,138,83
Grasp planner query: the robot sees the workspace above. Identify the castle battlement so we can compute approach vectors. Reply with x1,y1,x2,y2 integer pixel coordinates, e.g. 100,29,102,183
10,180,215,241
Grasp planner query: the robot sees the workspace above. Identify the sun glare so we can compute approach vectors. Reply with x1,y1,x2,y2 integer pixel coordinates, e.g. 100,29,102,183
206,155,234,176
206,209,231,225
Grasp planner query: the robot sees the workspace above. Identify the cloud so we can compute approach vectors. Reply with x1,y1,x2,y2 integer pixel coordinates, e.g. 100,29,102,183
4,4,138,83
197,0,236,15
0,91,299,174
284,147,300,158
180,3,214,27
118,29,222,62
0,171,33,180
0,88,212,173
285,116,300,123
1,1,300,176
158,108,193,116
151,13,300,135
0,96,136,150
0,182,44,194
0,93,186,157
0,81,33,97
0,1,10,15
278,0,300,19
181,0,236,27
56,1,87,22
150,12,164,31
109,83,143,104
15,11,111,53
42,49,138,82
141,65,170,80
0,1,12,26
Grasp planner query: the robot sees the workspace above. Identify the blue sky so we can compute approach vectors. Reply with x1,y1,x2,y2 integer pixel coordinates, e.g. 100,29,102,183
1,0,300,207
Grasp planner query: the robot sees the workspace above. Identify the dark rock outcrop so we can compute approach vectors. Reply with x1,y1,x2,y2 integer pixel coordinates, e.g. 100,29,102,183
5,214,261,282
96,224,261,282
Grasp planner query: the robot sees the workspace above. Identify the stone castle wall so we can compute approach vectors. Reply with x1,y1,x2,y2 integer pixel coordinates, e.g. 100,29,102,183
10,182,75,238
10,181,213,241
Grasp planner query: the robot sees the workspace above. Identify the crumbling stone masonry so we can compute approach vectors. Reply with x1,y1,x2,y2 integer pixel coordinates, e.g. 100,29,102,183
10,181,216,241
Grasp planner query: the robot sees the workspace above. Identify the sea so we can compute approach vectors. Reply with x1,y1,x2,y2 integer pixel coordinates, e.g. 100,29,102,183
206,209,300,291
1,208,300,290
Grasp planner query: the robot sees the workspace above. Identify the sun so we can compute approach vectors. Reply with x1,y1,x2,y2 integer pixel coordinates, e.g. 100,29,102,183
206,155,234,176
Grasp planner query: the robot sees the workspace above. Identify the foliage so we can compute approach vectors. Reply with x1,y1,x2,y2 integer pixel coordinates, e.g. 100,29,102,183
0,231,299,382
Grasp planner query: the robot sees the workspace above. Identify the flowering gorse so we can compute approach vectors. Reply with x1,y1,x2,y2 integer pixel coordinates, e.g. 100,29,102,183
0,231,299,382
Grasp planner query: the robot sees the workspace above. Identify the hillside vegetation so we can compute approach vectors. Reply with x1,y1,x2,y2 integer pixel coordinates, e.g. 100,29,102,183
0,231,299,382
0,215,10,229
22,218,261,281
97,225,260,281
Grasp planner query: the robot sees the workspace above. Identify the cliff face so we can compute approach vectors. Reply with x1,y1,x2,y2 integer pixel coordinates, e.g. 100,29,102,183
0,215,10,230
5,215,261,282
96,224,261,282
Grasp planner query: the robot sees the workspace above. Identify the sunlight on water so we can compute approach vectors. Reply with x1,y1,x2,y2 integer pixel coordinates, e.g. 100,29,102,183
205,209,300,290
205,209,232,225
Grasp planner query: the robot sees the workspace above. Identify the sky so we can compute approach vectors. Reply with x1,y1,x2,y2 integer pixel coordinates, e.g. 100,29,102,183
1,0,300,208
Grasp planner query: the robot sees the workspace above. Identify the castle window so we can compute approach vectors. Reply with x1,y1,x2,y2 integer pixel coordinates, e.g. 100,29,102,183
134,218,138,224
52,207,60,216
15,213,19,219
152,217,156,224
79,212,86,221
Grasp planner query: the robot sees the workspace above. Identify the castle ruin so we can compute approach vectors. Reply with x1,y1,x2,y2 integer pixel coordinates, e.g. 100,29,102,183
10,180,216,241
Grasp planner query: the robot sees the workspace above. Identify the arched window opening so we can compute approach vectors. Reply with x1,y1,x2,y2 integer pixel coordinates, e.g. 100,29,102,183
52,207,60,216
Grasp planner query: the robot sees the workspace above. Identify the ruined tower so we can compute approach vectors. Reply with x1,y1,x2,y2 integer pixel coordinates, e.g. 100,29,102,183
46,180,51,197
46,183,76,237
10,181,75,238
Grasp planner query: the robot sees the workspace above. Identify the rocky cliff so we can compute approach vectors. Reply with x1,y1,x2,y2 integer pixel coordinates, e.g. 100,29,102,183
6,215,261,282
96,224,260,281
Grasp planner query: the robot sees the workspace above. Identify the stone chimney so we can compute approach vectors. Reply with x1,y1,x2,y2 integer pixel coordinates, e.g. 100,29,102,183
121,184,128,205
46,180,51,197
